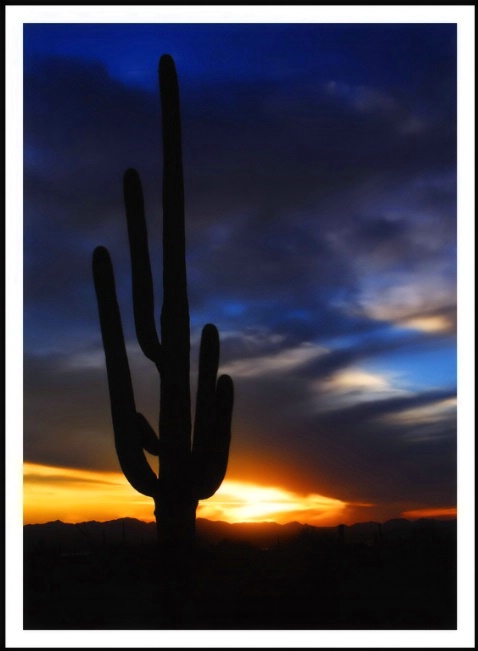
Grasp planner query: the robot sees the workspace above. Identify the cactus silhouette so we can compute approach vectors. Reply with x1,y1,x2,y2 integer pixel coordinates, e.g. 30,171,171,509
92,54,234,579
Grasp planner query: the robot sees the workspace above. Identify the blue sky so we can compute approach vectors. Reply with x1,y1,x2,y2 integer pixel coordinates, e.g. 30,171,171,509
22,19,459,520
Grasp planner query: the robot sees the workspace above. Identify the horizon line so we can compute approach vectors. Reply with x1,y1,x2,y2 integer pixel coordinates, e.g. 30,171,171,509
24,513,458,528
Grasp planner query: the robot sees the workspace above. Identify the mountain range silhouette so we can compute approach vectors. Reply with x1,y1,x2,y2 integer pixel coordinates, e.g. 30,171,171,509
24,516,456,554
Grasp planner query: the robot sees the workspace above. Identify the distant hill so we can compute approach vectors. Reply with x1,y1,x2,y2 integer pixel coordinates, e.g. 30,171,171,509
23,516,456,555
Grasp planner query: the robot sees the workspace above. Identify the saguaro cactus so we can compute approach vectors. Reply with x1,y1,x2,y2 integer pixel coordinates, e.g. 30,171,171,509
92,55,234,565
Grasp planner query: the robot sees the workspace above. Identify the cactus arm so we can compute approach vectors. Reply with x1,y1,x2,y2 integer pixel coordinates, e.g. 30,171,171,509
192,324,220,451
123,168,162,369
191,324,234,499
136,412,161,456
194,374,234,500
92,246,158,497
159,54,191,451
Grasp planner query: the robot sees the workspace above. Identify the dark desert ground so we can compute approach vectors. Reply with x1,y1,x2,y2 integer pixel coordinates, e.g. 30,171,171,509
24,516,456,630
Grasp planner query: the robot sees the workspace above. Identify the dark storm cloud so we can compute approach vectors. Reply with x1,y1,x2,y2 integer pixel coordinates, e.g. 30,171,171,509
217,317,456,509
299,329,455,380
226,358,456,507
23,58,160,351
23,345,160,471
24,349,116,470
24,57,160,207
304,394,457,507
24,50,456,347
316,388,456,428
179,77,456,242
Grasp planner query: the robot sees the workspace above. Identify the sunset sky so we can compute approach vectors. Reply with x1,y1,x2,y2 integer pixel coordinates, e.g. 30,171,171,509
21,17,462,527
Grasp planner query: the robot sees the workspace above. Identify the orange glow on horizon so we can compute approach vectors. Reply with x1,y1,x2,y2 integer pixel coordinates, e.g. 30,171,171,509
401,506,457,520
23,463,155,524
23,462,456,527
23,462,356,526
197,479,352,525
23,462,351,526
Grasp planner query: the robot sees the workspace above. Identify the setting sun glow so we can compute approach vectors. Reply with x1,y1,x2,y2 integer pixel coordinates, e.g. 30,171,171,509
197,480,347,525
23,462,455,527
24,462,348,526
23,463,154,524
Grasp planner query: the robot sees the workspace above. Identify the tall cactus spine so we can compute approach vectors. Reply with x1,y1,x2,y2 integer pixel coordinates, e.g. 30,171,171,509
92,54,234,569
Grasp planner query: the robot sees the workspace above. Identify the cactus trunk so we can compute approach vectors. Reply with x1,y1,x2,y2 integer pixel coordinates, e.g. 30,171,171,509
156,55,195,557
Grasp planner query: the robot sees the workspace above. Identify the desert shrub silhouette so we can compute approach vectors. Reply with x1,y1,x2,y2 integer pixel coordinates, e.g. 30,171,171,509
92,55,234,603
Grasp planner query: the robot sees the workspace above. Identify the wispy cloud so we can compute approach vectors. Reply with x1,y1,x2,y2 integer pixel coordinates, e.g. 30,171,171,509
220,342,326,378
313,367,410,410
